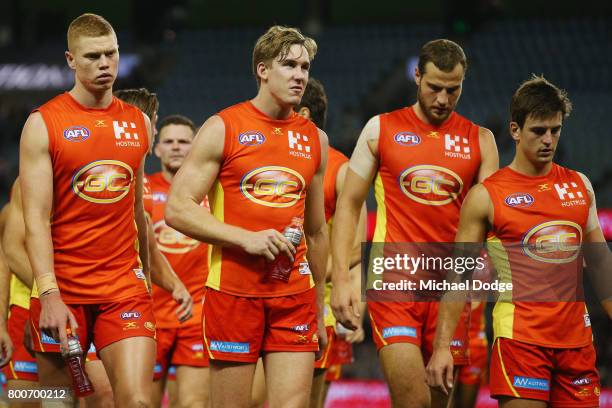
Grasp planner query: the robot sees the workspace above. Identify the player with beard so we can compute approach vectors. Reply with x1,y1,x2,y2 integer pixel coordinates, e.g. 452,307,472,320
331,39,499,408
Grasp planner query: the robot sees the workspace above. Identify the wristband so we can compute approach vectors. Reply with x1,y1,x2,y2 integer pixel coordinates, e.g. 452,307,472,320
36,273,60,296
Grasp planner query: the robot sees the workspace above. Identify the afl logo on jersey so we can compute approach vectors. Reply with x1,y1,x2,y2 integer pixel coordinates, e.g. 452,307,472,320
63,126,90,142
72,160,133,204
240,166,306,208
399,165,463,206
505,193,535,208
239,131,266,146
153,220,199,254
522,221,582,264
394,132,421,147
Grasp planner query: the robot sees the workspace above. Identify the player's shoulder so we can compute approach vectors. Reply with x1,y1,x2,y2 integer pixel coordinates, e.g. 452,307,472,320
36,92,71,112
329,146,349,162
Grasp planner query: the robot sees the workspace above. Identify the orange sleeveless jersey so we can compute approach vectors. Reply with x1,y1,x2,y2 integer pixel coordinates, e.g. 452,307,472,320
36,93,149,303
209,101,321,297
373,107,481,244
148,172,208,328
482,164,592,348
324,147,349,223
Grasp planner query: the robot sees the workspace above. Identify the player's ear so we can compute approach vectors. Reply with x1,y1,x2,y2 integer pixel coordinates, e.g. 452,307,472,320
296,106,310,120
256,61,269,83
154,143,162,159
65,50,76,70
509,122,521,142
414,66,421,86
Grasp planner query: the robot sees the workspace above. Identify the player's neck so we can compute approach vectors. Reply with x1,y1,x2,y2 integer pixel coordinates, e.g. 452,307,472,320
251,91,294,120
412,102,450,127
69,82,113,109
161,167,176,184
509,154,553,177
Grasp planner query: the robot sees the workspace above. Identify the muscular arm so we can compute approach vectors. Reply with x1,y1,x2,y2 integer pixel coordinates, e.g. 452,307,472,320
477,127,499,183
579,173,612,319
2,180,33,288
331,115,379,329
135,114,153,283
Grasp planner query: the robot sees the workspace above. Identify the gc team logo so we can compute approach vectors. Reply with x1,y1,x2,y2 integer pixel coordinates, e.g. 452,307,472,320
240,166,305,208
153,220,199,254
505,192,535,208
522,220,582,264
63,126,90,142
72,160,133,204
399,165,463,206
238,131,265,146
394,132,421,147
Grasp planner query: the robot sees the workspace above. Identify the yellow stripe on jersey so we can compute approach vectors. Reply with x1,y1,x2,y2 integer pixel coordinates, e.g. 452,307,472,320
9,274,31,309
487,235,515,340
372,173,387,243
323,281,336,328
206,180,224,290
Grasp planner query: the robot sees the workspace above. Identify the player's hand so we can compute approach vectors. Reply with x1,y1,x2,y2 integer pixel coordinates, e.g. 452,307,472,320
240,229,296,262
425,347,455,396
331,280,360,331
345,324,365,344
315,314,328,361
172,281,194,323
39,291,78,352
0,323,13,367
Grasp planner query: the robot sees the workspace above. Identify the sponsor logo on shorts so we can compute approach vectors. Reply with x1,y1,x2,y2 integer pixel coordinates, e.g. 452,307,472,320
168,366,177,375
209,341,249,354
133,268,146,280
298,262,311,275
296,334,309,344
584,313,591,327
572,377,592,386
293,324,309,332
594,386,600,396
63,126,90,142
398,165,463,206
522,221,582,264
394,132,421,147
574,388,592,397
14,361,38,374
123,322,138,330
41,332,60,345
191,343,204,351
239,131,266,146
381,326,417,339
312,333,318,343
120,311,141,320
512,376,550,391
144,322,155,332
240,166,306,208
154,363,162,374
505,193,535,208
72,160,133,204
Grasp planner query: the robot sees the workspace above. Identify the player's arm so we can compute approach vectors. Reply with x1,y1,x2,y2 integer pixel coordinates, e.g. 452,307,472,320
331,115,379,330
304,128,330,354
0,242,13,366
166,116,294,260
135,114,152,285
20,112,77,349
476,127,499,182
426,184,491,394
2,180,33,288
148,222,193,323
579,173,612,319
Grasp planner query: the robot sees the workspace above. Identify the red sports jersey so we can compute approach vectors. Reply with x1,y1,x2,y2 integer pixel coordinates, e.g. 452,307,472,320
35,92,149,303
373,106,481,243
482,164,592,348
324,147,349,223
209,101,321,297
148,172,208,328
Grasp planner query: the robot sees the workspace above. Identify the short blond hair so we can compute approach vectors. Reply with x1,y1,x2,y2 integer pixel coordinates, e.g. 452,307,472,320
252,25,317,87
67,13,115,52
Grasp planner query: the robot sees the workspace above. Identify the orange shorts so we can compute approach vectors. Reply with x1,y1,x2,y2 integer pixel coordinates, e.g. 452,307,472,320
203,288,318,363
368,301,470,365
2,305,38,382
490,338,600,407
314,326,336,369
329,334,353,366
154,324,209,380
458,340,488,385
325,364,342,382
29,294,156,354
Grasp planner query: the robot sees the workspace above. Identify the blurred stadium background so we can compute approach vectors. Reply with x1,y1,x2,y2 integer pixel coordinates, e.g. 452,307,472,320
0,0,610,405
